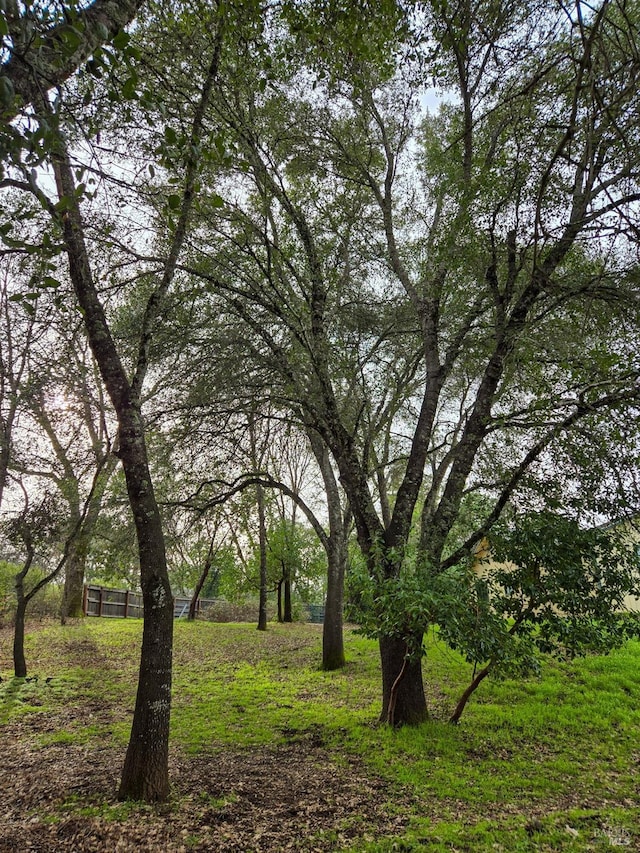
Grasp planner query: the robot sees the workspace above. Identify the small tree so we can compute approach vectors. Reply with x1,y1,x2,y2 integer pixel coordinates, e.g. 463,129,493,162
7,497,61,678
6,455,115,677
265,519,326,622
441,512,640,722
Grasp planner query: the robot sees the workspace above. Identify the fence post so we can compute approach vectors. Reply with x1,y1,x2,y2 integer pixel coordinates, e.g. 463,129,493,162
82,584,88,616
98,587,103,617
124,589,130,619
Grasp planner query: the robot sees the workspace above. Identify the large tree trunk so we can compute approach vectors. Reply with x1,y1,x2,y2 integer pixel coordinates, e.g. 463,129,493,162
50,141,174,803
379,634,428,726
322,533,346,670
118,573,173,800
42,31,222,799
117,425,174,802
308,432,347,670
61,536,88,620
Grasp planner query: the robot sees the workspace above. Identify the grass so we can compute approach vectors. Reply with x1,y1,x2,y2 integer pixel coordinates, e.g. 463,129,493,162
1,618,639,851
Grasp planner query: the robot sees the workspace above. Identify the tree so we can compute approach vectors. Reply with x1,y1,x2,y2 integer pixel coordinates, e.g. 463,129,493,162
0,0,147,121
259,518,325,621
443,511,640,722
0,0,230,798
5,450,111,677
21,326,117,620
3,0,640,746
170,0,640,724
156,299,352,662
6,491,63,678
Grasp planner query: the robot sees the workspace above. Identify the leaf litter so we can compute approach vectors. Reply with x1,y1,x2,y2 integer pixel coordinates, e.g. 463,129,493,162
0,622,411,852
0,719,410,852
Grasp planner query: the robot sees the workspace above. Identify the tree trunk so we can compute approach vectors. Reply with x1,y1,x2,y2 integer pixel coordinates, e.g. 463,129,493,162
187,569,205,621
379,634,428,726
449,663,492,724
118,575,173,801
322,534,346,670
47,125,175,803
61,536,87,620
43,34,224,797
256,482,268,631
61,456,115,622
12,539,35,679
283,569,292,622
188,537,216,621
13,588,27,679
276,580,283,623
117,429,174,802
308,432,347,670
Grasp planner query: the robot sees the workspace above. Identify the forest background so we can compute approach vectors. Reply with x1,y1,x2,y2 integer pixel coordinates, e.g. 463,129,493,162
1,0,640,804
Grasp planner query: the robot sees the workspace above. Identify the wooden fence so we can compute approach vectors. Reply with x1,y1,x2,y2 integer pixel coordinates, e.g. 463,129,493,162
82,585,211,619
83,585,143,618
82,584,326,622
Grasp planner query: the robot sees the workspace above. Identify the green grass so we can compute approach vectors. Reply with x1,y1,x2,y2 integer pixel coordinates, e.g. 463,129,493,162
1,618,639,851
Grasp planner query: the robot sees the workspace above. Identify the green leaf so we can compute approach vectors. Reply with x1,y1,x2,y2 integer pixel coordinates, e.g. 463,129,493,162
164,126,178,145
122,75,138,100
168,194,181,210
59,26,83,53
0,75,14,108
112,30,130,51
40,276,61,289
54,196,73,213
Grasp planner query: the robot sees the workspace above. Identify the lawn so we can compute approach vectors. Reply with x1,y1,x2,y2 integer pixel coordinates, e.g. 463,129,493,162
0,618,638,852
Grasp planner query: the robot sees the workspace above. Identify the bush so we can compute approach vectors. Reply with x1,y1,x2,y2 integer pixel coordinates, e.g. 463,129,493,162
197,598,276,623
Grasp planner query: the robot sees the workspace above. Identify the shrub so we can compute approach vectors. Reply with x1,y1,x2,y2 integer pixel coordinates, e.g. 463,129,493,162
197,598,275,623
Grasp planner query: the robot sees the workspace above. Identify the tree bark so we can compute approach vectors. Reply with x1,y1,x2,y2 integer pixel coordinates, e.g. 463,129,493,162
308,431,347,670
13,588,27,679
61,538,86,620
449,663,492,724
256,481,268,631
116,421,173,802
322,533,346,670
379,634,428,726
283,568,292,622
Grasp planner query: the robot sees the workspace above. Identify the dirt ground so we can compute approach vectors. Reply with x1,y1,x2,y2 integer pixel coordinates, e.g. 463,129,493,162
0,716,410,853
0,619,410,853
